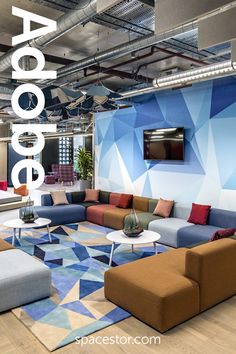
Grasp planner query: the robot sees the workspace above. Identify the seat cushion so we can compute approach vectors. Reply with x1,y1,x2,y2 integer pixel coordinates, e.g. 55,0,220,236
34,204,86,226
105,249,199,333
177,225,224,248
0,249,51,312
87,204,116,225
149,218,194,248
79,201,100,208
104,208,133,229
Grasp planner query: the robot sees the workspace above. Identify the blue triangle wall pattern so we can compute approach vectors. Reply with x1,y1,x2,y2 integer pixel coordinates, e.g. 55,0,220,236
95,77,236,208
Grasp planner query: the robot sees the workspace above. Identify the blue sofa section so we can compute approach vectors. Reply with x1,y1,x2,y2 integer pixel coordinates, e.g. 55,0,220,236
149,204,236,248
34,193,86,226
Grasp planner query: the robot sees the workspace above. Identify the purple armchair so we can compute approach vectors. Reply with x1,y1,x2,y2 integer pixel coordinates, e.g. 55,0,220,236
51,164,60,181
59,164,75,185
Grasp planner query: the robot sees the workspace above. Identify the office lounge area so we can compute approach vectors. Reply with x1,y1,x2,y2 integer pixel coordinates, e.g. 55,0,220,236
0,1,236,353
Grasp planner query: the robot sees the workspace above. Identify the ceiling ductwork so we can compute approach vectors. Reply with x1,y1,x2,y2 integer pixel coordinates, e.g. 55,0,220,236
0,0,97,72
50,22,197,85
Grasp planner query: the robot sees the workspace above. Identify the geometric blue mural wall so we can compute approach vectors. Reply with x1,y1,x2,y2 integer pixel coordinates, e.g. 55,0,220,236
95,76,236,210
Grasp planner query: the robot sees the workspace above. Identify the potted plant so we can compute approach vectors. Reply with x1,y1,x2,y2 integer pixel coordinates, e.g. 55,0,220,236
75,147,93,190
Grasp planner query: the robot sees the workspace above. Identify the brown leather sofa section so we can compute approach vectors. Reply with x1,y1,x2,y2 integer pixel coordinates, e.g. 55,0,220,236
185,238,236,311
0,239,14,251
105,249,199,333
104,208,133,229
132,196,149,212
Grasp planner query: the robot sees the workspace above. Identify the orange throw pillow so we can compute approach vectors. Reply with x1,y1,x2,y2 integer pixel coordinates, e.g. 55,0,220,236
153,198,174,218
84,189,100,202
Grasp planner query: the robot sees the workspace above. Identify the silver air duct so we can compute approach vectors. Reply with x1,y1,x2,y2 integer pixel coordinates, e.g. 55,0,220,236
54,22,197,83
0,0,97,72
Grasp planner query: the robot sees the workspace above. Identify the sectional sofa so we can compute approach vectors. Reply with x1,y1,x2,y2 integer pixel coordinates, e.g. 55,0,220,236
34,190,236,248
105,238,236,332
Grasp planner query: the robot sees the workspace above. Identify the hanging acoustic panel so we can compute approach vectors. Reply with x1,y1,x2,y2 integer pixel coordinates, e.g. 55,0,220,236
198,7,236,49
97,0,123,13
232,39,236,63
156,0,233,33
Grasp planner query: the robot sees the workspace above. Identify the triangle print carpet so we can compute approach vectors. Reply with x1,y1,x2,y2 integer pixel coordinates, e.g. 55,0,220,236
1,221,168,351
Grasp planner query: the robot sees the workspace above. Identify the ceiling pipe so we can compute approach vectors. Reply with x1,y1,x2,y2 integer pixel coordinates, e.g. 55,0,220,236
0,0,97,72
154,45,208,65
73,54,175,89
71,45,212,89
48,21,198,85
62,46,159,87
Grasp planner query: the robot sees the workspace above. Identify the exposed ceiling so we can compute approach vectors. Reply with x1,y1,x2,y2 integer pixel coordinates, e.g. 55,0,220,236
0,0,233,130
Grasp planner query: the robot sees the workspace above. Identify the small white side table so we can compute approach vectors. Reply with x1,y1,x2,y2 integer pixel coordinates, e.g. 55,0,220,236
106,230,161,266
3,218,52,246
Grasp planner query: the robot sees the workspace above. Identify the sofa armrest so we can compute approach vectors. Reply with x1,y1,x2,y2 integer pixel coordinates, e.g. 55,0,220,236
185,238,236,311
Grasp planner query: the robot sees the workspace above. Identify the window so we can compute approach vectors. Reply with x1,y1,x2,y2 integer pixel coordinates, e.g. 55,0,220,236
59,137,73,164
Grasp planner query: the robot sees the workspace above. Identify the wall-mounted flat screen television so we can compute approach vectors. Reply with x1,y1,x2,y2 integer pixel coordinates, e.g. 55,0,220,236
143,127,184,161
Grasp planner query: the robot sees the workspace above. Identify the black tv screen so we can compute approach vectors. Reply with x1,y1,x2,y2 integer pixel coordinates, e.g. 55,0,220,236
143,128,184,161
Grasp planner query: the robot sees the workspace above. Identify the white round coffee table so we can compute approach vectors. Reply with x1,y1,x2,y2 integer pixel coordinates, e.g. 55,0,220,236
3,218,52,246
106,230,161,266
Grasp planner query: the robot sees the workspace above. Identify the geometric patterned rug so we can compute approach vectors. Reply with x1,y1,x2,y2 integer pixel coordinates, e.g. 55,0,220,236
2,221,168,351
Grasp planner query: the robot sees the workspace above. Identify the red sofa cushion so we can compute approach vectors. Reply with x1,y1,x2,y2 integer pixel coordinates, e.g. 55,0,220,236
117,194,133,209
109,193,122,206
210,228,235,241
0,180,8,191
188,203,211,225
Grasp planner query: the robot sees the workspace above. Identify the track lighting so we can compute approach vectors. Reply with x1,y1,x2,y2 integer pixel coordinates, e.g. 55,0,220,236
153,61,235,88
